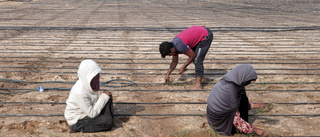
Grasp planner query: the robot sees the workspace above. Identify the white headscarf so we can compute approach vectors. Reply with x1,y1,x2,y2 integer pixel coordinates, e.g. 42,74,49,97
77,59,101,94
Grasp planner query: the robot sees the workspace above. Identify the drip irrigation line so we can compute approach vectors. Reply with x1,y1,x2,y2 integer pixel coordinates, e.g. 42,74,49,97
1,78,320,87
1,114,320,117
108,89,320,92
0,26,319,32
1,102,320,105
117,82,320,85
0,78,132,86
0,43,319,49
1,49,320,55
2,56,320,61
1,60,320,65
1,66,319,71
1,51,319,55
3,48,320,53
0,79,135,94
101,79,135,87
1,71,319,76
0,78,75,84
2,44,320,49
1,88,320,93
1,50,320,54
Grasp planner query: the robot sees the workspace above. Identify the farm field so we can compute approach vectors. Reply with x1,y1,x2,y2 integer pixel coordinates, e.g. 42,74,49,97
0,0,320,136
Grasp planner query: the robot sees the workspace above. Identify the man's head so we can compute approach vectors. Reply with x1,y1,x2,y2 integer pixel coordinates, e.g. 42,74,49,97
159,42,175,58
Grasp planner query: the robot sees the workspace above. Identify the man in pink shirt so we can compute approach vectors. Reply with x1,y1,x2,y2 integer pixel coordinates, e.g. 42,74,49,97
159,26,213,89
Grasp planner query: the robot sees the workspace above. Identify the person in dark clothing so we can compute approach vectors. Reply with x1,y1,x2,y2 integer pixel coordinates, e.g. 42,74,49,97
159,26,213,90
206,64,267,136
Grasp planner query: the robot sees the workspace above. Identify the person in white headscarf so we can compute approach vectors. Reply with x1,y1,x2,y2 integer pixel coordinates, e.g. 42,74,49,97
64,59,114,133
207,64,267,136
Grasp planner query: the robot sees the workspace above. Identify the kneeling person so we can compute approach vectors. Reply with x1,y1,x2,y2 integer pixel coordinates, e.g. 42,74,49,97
64,59,114,133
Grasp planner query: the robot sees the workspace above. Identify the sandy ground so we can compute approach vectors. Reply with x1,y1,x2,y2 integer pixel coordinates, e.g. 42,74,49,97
0,0,320,136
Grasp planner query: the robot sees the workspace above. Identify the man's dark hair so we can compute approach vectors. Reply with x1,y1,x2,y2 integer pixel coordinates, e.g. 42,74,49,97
159,42,173,58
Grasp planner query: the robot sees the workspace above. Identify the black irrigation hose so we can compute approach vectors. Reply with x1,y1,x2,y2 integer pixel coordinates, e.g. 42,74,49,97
2,45,319,49
1,102,320,105
1,50,320,53
3,48,320,53
0,78,135,94
1,114,320,117
1,57,320,64
2,56,320,61
1,71,319,76
0,26,319,32
0,51,319,55
1,59,320,65
0,60,320,65
1,66,319,71
1,88,320,92
107,89,320,92
1,78,320,85
1,60,320,65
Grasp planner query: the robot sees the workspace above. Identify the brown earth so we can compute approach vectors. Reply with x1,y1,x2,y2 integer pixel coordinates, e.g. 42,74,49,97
0,0,320,136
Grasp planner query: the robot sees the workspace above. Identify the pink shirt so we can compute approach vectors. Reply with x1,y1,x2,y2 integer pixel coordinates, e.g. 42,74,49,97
173,26,208,55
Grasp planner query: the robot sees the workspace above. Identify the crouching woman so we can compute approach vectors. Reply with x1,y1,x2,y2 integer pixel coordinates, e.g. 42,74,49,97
206,64,267,136
64,59,114,133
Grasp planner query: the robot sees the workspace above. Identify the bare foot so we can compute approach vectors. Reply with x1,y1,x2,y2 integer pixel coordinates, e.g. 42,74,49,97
187,85,202,90
194,77,205,83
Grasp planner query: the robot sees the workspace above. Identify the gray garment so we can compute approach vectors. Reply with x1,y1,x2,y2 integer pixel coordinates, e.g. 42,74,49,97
206,64,257,135
193,27,213,77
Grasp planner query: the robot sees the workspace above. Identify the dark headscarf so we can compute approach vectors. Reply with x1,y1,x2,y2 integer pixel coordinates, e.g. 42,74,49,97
206,64,257,135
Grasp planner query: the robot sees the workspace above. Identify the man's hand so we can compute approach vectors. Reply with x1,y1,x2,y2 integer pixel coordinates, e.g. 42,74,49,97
103,90,112,96
164,76,170,83
179,66,186,74
180,50,195,74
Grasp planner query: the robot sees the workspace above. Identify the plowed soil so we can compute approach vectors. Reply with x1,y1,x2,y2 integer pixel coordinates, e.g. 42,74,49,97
0,0,320,136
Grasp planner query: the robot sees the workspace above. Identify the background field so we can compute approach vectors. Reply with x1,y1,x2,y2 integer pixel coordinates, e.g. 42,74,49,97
0,0,320,136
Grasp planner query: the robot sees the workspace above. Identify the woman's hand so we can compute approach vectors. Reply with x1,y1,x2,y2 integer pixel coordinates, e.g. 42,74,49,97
253,128,267,137
103,90,112,96
252,103,267,109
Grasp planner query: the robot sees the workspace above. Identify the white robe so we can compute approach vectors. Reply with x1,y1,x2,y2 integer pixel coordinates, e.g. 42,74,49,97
64,59,110,126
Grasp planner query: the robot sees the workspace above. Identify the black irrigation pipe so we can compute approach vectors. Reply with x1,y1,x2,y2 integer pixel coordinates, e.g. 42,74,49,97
103,89,320,92
136,82,320,85
0,26,319,32
1,88,320,92
1,102,320,105
1,60,320,65
1,66,319,71
3,49,320,53
1,114,320,117
2,56,320,61
0,36,317,40
2,45,320,49
1,78,320,85
1,52,319,55
1,50,320,54
1,71,319,76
